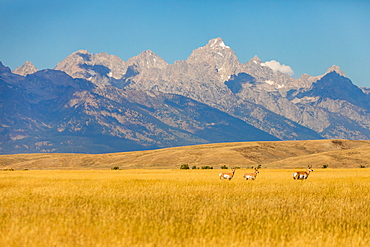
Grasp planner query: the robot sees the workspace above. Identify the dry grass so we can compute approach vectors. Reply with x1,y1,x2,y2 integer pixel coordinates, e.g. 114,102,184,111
1,139,370,170
1,169,370,246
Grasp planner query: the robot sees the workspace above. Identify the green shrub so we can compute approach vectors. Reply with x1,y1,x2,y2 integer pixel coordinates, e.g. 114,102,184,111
220,165,228,169
201,166,213,169
111,166,120,170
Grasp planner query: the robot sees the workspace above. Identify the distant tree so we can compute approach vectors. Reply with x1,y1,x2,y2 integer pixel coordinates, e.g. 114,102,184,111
322,164,328,169
201,166,213,169
180,164,190,169
3,168,14,171
111,166,120,170
221,165,228,169
191,165,197,169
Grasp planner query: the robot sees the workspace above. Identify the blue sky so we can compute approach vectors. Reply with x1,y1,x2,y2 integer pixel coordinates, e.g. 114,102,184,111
1,0,370,87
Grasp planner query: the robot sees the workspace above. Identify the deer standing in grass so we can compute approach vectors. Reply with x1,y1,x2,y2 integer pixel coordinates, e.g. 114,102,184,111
243,168,259,180
293,165,313,180
219,167,236,180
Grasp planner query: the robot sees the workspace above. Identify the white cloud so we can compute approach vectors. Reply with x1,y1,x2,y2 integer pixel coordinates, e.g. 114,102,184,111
261,60,294,76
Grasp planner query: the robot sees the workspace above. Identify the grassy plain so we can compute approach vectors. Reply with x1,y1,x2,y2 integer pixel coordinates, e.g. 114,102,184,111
1,139,370,170
1,169,370,246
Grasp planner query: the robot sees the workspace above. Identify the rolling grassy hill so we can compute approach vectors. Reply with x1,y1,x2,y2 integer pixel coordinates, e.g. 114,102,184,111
1,139,370,170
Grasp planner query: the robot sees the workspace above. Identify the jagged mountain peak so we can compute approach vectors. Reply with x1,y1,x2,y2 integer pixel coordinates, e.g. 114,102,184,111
127,49,168,70
250,55,262,64
72,50,93,61
296,70,366,106
142,49,158,55
54,50,93,79
24,61,35,66
206,37,230,49
12,61,38,76
186,38,239,81
55,50,91,69
133,49,165,61
54,50,128,82
75,49,89,54
325,65,346,77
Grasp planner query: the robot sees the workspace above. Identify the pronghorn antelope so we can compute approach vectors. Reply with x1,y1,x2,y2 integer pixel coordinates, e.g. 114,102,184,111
293,165,313,180
243,168,259,180
219,167,236,180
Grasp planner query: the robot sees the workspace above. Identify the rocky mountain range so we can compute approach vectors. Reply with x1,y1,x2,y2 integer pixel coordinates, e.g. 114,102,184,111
1,38,370,154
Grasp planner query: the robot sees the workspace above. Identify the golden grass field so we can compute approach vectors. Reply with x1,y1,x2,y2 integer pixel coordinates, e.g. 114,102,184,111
1,139,370,170
1,140,370,246
1,168,370,246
